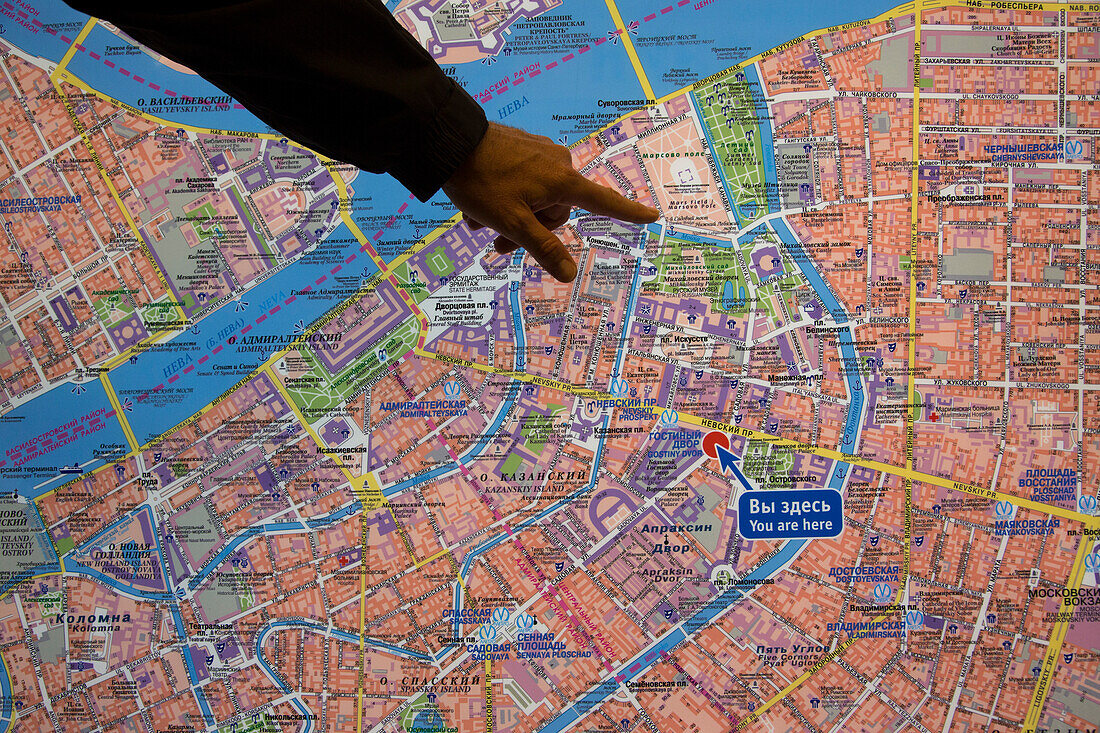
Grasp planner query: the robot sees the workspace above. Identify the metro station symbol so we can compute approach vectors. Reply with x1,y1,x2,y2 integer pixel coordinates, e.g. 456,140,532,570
905,610,924,629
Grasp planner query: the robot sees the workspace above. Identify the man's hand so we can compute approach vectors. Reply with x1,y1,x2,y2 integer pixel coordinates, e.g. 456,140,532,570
442,122,659,282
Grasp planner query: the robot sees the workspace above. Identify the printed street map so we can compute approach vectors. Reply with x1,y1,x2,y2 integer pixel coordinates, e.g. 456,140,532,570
0,0,1096,731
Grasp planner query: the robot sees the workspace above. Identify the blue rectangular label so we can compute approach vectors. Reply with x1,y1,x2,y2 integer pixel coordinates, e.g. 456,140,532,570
738,489,843,539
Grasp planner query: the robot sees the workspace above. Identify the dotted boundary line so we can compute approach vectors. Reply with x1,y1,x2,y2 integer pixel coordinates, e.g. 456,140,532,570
477,0,694,102
388,356,618,672
1,0,699,469
0,194,415,470
7,1,698,108
11,3,248,108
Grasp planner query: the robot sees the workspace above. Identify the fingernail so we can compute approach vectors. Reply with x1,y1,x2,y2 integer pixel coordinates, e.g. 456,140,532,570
558,256,578,283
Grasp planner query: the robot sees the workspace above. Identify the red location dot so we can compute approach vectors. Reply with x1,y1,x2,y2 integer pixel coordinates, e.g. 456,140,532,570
702,430,730,460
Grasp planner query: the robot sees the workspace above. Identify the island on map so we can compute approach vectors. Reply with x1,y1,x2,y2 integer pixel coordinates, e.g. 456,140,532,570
0,1,1096,732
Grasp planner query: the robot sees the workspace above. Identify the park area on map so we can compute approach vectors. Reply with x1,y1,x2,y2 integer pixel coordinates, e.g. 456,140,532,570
0,0,1096,732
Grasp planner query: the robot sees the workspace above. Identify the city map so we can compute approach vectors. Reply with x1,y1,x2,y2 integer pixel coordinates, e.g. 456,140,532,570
0,0,1096,731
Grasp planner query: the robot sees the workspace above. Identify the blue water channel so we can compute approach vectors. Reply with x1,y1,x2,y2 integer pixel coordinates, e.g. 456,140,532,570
540,537,806,733
186,500,362,591
644,223,733,249
253,617,432,733
770,218,865,488
256,618,432,666
745,64,781,209
0,222,380,492
0,651,10,730
510,252,528,371
614,257,644,378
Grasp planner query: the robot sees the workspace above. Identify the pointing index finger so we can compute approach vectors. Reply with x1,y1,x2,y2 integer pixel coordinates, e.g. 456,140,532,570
563,173,659,224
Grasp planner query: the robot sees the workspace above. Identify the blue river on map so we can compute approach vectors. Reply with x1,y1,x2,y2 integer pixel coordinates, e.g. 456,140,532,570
115,222,380,444
14,0,896,139
0,221,378,496
0,0,884,727
185,501,362,591
0,655,9,729
253,618,432,733
770,217,864,486
0,380,128,497
540,537,805,733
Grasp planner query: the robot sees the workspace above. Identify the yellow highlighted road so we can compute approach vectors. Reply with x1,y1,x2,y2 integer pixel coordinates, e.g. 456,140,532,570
54,19,95,77
99,372,139,453
414,345,1097,528
1023,538,1093,730
603,0,655,100
485,658,494,733
900,4,924,607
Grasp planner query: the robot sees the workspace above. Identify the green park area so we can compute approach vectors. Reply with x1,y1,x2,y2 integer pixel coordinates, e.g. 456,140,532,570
519,404,564,453
285,316,421,419
647,227,806,332
401,695,447,733
27,590,63,616
52,534,75,557
392,261,431,305
424,244,457,278
741,438,795,486
217,713,277,733
692,74,768,225
647,232,746,308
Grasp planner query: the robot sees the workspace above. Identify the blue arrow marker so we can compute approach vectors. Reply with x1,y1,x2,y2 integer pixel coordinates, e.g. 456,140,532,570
715,444,753,491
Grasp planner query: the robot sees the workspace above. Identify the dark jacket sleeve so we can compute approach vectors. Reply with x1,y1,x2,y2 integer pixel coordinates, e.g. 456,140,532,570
64,0,488,201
